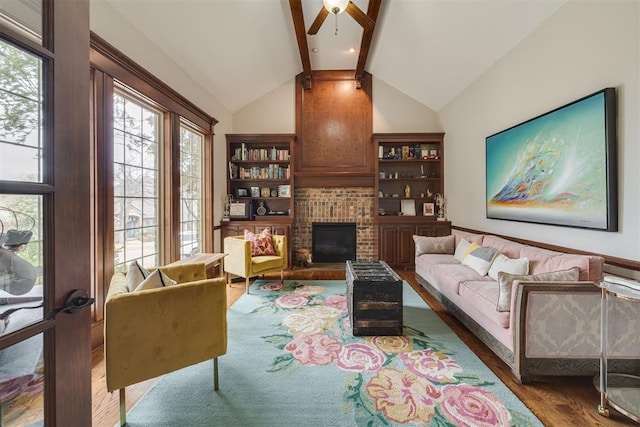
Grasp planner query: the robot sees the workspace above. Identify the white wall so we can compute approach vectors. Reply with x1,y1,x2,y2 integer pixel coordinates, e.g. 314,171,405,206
232,80,296,133
372,77,442,133
90,0,233,250
438,0,639,260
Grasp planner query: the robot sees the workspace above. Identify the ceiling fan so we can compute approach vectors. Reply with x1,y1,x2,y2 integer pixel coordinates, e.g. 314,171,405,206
307,0,375,35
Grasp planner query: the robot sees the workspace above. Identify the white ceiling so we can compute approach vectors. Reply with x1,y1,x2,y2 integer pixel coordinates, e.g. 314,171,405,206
101,0,566,113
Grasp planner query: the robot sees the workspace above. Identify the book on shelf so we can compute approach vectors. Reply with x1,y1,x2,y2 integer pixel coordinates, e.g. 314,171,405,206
233,144,290,161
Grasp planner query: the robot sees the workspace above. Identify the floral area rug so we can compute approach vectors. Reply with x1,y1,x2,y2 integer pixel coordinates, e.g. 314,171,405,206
123,280,542,426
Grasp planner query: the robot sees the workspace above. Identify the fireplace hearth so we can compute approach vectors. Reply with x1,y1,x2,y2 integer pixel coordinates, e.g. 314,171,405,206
312,222,356,263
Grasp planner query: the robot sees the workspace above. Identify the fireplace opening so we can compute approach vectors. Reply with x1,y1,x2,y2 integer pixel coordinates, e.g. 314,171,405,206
312,222,356,263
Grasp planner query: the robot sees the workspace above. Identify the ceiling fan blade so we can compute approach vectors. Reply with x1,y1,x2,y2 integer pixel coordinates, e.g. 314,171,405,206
307,7,329,35
345,2,375,31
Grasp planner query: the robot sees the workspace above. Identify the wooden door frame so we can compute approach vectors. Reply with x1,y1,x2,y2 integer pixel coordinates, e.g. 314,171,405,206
49,0,92,424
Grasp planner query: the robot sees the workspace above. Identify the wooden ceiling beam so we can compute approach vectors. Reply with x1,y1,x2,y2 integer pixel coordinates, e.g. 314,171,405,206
289,0,312,89
355,0,381,88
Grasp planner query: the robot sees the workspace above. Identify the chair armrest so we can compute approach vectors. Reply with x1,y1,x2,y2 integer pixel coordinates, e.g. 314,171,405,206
223,236,252,277
271,235,288,269
104,277,227,392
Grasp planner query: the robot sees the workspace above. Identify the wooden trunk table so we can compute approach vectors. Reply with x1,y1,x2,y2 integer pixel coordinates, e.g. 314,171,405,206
346,260,403,336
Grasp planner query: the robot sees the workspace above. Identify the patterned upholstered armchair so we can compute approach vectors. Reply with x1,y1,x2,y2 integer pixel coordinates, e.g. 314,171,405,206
104,262,227,426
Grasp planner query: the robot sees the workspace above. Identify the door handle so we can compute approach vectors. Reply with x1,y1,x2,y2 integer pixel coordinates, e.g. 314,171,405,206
48,289,94,319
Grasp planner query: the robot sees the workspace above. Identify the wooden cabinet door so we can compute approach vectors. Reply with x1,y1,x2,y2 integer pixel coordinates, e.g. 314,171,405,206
416,222,452,237
397,226,416,268
378,225,398,266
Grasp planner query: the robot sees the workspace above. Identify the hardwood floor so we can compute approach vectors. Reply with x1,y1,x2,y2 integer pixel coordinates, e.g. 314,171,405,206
90,268,632,426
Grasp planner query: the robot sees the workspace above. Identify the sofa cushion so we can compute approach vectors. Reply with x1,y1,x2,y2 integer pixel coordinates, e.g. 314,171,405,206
413,234,455,255
459,281,510,328
488,254,529,281
452,230,484,246
125,260,149,292
521,246,597,281
462,245,499,276
496,267,580,312
244,227,276,256
430,264,492,295
134,268,177,292
453,239,472,262
482,235,527,259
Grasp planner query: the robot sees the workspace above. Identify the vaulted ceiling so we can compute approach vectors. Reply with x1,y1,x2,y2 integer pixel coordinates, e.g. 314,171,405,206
99,0,566,113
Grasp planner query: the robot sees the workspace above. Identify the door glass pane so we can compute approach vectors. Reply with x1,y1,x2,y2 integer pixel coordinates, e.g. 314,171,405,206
179,124,203,259
0,39,43,182
0,332,44,425
0,194,44,334
0,0,43,43
113,91,161,272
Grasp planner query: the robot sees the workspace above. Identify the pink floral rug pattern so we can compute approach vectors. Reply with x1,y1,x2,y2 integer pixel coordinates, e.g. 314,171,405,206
254,280,538,426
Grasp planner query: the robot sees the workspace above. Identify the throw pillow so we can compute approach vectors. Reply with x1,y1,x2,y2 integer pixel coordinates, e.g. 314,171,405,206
453,239,471,262
134,269,177,292
413,234,455,256
488,254,529,281
125,260,149,292
244,227,276,256
496,267,580,312
462,245,499,276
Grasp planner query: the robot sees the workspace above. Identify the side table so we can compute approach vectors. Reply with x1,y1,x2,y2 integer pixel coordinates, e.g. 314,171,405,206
167,253,227,278
596,275,640,423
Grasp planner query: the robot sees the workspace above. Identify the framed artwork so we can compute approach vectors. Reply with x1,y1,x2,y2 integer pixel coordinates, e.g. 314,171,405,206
229,202,247,219
235,187,249,197
278,185,291,197
401,199,416,216
260,187,271,198
250,186,260,198
423,202,435,216
486,88,617,231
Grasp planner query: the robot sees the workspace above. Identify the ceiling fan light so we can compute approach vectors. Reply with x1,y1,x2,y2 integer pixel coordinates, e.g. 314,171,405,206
323,0,349,15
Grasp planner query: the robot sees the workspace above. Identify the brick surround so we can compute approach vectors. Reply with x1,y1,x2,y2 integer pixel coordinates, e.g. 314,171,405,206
293,187,375,261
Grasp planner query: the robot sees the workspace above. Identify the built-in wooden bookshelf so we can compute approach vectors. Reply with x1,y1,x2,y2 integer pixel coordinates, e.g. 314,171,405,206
372,133,451,268
223,134,295,261
225,134,295,220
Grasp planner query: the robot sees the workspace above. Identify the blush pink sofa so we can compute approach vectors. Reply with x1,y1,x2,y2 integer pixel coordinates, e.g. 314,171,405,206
414,230,637,383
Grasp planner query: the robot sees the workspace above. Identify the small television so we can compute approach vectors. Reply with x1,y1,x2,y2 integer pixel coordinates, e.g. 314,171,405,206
485,88,617,231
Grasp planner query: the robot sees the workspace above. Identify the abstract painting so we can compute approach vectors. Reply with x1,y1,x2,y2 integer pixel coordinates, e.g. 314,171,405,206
486,88,617,231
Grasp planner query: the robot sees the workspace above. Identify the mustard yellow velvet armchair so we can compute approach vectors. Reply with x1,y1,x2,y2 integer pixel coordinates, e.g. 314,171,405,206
223,234,288,293
104,263,227,426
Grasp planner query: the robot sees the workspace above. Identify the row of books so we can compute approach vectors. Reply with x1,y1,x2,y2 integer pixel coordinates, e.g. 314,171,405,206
233,144,290,161
229,163,290,180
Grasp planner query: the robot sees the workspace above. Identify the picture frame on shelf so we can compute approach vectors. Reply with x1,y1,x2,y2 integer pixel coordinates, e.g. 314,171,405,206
423,202,435,216
401,199,416,216
278,184,291,197
229,201,248,219
261,187,271,198
236,187,249,197
250,186,260,198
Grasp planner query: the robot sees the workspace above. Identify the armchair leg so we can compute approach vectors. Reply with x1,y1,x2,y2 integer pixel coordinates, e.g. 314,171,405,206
213,357,219,391
119,388,127,426
245,277,250,294
281,269,284,284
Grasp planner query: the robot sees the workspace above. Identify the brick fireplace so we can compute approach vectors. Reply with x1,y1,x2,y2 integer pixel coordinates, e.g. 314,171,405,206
293,187,375,261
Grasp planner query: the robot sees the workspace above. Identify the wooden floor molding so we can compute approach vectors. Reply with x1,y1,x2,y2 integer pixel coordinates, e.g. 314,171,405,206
91,269,634,426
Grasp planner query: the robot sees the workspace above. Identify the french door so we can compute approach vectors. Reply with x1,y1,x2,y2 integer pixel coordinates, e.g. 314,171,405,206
0,1,92,425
